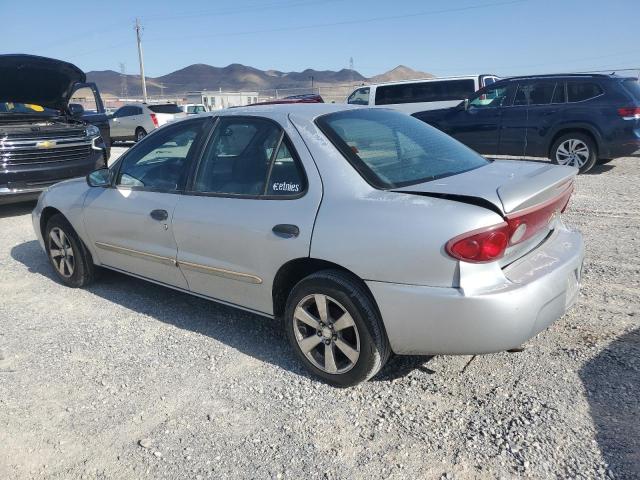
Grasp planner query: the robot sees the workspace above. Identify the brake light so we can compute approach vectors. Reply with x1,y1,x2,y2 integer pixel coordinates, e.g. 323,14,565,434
617,107,640,119
150,113,159,127
446,223,510,262
446,183,574,263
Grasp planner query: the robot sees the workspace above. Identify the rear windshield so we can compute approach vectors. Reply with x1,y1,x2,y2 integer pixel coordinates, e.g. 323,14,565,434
623,79,640,101
148,104,182,114
316,109,488,189
375,79,476,105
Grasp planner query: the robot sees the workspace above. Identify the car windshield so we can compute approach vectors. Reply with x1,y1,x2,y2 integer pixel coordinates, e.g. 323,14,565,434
148,104,182,114
0,102,58,115
316,109,488,188
623,79,640,101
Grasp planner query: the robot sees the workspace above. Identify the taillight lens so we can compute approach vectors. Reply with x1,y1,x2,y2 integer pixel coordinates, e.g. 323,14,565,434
446,182,574,263
150,113,159,127
617,107,640,119
446,223,510,262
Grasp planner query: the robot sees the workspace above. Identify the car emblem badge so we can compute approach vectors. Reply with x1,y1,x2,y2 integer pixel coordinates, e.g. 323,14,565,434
36,140,57,149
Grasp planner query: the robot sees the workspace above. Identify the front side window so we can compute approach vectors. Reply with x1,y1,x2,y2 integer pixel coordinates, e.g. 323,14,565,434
116,119,205,191
513,82,556,106
193,117,305,196
347,87,370,105
469,84,514,108
567,82,603,102
316,109,488,189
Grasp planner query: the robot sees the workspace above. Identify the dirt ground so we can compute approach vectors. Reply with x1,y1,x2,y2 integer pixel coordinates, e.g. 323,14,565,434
0,153,638,479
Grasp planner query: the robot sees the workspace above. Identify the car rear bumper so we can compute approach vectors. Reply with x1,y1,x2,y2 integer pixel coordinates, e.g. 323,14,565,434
367,225,584,355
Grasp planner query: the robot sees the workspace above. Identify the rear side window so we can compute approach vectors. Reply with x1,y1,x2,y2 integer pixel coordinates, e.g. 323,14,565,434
513,82,556,106
193,117,305,197
316,109,488,189
375,79,476,105
552,83,566,103
148,104,182,114
622,79,640,101
567,82,603,102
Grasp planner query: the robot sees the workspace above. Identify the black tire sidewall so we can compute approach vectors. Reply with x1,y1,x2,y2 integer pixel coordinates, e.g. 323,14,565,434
284,271,389,387
44,215,92,288
551,133,597,173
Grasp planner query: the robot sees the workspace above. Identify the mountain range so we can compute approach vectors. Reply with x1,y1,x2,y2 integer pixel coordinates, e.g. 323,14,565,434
87,64,433,97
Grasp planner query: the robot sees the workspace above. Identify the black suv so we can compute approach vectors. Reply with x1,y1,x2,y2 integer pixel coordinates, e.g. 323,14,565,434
413,74,640,173
0,55,109,204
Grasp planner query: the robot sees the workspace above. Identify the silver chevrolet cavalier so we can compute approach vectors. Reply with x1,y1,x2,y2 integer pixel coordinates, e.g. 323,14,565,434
32,104,584,387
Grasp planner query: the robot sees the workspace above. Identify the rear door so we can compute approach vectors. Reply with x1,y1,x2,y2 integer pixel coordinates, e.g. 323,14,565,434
522,80,565,157
83,118,209,288
172,115,322,315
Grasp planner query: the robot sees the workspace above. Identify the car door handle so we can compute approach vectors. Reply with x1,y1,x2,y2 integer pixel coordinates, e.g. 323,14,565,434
272,224,299,238
150,209,168,221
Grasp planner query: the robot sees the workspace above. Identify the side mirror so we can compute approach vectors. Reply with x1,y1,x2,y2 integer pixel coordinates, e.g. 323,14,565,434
69,103,85,117
87,168,111,187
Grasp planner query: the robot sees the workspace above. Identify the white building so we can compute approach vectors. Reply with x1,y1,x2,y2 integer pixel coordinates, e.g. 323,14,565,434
186,90,261,110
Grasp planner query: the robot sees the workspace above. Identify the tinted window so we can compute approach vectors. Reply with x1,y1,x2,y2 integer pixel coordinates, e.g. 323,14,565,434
513,82,555,106
194,117,304,196
483,77,495,86
116,119,204,191
622,79,640,101
375,79,475,105
469,84,513,108
316,109,488,189
567,82,603,102
347,87,370,105
552,82,566,103
148,104,182,114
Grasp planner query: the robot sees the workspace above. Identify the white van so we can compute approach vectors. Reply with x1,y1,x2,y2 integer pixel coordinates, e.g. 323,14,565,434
346,74,499,113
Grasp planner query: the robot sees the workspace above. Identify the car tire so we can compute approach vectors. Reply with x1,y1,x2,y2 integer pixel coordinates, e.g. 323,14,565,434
597,158,615,165
550,133,597,173
135,127,147,142
45,214,95,288
284,270,390,387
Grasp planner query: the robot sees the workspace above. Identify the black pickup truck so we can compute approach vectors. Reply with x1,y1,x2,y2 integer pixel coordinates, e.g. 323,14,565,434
0,54,110,204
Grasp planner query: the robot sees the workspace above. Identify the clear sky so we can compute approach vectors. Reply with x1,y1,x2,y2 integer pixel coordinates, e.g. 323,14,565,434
1,0,638,78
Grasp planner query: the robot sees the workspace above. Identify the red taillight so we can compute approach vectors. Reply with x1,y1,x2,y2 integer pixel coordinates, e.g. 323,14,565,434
446,223,510,262
617,107,640,119
446,182,574,263
150,113,159,127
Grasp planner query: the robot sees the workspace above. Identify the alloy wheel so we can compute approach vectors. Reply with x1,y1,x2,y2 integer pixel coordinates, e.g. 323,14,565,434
136,129,146,141
48,227,75,278
555,139,590,168
292,294,360,374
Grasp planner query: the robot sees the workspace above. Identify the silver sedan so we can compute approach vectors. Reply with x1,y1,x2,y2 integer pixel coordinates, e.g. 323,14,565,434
32,104,584,387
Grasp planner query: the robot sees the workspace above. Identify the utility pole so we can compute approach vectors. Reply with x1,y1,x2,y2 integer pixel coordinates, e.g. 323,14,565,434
309,75,314,92
119,62,128,98
135,18,148,103
349,57,354,86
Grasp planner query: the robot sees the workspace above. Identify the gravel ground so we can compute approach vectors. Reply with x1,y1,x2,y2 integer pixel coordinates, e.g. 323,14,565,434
0,152,638,480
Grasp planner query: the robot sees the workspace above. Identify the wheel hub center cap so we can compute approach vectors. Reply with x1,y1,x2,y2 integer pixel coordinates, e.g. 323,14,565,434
321,327,333,340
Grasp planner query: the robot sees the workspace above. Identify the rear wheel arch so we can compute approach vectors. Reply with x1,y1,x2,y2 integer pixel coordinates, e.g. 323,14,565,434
272,258,381,321
548,127,600,159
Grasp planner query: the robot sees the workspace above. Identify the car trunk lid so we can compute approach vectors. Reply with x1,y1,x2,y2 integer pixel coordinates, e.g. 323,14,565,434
393,160,577,265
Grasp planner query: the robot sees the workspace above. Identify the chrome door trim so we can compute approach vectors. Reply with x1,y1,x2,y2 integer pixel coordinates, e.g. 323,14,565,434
95,241,263,284
178,260,263,284
95,242,177,266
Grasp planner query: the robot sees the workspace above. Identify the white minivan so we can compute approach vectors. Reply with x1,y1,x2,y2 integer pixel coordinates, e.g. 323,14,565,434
346,74,499,113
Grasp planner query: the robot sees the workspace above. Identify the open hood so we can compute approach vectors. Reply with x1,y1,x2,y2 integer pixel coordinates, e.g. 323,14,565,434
0,54,86,111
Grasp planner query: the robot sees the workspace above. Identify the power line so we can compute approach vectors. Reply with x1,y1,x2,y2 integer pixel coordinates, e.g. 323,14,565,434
143,0,527,43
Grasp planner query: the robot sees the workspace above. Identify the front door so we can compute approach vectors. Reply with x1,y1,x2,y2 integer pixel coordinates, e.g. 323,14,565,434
83,118,209,288
447,83,515,156
172,116,323,315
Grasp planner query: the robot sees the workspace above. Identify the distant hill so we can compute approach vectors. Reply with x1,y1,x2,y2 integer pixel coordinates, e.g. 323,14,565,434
368,65,434,83
86,63,433,97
